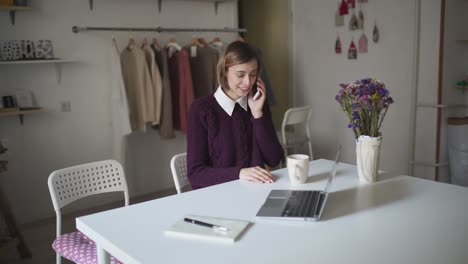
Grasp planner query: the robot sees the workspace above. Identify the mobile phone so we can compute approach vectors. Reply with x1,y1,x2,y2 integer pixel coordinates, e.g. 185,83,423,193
252,81,261,101
253,90,261,101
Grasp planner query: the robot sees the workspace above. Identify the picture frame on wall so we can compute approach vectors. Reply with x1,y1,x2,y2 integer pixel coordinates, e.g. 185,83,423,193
15,90,36,109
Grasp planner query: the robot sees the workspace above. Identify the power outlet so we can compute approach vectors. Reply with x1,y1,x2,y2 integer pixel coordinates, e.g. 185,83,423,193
60,100,71,112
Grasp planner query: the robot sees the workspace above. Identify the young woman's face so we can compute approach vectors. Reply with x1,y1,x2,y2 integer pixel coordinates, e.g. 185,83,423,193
225,59,258,101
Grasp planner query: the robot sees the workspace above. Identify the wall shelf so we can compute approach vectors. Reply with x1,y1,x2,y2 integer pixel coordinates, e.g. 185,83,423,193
0,59,75,83
0,5,32,25
86,0,232,15
0,108,44,125
416,103,468,109
0,59,74,65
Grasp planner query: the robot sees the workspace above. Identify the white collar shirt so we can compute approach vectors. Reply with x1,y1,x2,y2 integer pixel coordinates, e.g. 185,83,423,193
214,86,248,116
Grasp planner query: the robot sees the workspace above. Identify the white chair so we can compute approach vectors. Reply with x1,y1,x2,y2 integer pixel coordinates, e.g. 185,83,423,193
47,160,129,264
281,106,313,159
170,153,191,194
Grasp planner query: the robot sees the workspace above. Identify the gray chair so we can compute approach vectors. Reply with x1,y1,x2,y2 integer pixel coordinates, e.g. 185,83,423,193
280,106,314,159
48,160,129,264
170,153,191,194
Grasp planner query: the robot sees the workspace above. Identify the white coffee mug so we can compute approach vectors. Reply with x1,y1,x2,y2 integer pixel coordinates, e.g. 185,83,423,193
287,154,310,185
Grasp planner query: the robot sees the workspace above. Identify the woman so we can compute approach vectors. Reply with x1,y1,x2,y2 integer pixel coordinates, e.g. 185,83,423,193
187,41,284,189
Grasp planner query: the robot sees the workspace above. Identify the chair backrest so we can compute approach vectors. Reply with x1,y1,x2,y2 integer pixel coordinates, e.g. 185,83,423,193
170,153,190,194
47,160,129,238
281,106,313,159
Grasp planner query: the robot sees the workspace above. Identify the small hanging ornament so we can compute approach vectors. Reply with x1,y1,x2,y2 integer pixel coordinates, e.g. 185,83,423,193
335,3,345,26
358,33,368,53
349,12,359,31
335,34,342,54
347,0,356,9
357,9,364,29
373,22,380,43
339,0,349,15
348,40,357,59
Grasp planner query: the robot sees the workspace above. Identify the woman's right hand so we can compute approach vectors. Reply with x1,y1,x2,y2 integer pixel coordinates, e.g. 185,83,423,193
239,166,275,183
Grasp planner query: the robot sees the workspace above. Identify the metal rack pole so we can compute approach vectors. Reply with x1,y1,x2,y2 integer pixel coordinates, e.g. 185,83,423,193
72,26,246,34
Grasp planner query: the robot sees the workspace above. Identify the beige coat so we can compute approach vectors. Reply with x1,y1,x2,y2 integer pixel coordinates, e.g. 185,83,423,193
120,44,155,132
142,44,163,125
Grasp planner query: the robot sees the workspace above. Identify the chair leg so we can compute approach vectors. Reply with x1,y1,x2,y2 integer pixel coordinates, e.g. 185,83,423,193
0,186,32,259
97,244,110,264
17,241,32,258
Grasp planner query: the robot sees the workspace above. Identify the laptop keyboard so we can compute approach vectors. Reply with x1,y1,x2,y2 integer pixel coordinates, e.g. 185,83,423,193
282,191,320,217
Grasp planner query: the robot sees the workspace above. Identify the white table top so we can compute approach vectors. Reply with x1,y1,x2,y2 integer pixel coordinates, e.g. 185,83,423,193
76,159,468,264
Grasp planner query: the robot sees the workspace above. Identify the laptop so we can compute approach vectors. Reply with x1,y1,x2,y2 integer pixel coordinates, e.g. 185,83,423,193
256,146,341,221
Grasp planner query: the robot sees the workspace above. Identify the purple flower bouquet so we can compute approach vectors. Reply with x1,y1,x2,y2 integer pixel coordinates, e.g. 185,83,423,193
335,78,394,139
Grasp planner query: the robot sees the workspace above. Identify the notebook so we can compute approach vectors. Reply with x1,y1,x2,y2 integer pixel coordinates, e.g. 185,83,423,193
165,215,251,243
256,146,341,221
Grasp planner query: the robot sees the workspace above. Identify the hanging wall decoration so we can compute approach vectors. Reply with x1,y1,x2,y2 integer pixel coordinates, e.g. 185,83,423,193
373,22,380,43
335,4,345,26
348,40,357,59
340,0,349,15
358,33,368,53
347,0,356,9
357,9,364,29
335,34,342,54
349,12,359,31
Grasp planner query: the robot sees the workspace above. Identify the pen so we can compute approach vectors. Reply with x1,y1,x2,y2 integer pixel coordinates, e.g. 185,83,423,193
184,217,229,232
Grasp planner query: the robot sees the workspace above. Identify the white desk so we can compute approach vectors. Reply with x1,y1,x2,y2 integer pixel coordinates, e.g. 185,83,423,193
76,159,468,264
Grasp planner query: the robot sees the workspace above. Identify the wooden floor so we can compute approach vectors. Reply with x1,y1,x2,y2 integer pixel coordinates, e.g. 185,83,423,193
0,189,175,264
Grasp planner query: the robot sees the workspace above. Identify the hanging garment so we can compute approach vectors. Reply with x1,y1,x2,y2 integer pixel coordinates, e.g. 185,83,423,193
335,35,342,54
120,44,155,132
152,45,175,139
185,45,219,98
358,0,368,3
373,23,380,43
209,39,225,55
358,33,368,53
168,48,195,133
357,9,364,29
110,39,132,163
142,44,163,126
349,12,359,31
335,7,344,26
348,41,357,60
347,0,355,9
339,0,349,15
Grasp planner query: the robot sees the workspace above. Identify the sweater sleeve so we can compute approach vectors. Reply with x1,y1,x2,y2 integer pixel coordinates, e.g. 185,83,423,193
252,102,284,167
187,101,241,189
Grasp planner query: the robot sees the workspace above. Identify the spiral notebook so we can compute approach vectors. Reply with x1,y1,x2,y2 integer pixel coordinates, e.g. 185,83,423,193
164,215,251,243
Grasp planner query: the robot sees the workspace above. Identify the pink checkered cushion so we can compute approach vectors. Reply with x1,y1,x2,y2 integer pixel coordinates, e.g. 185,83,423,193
52,231,122,264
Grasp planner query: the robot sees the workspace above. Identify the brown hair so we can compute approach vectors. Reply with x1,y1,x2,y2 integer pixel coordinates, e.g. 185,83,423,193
217,41,262,91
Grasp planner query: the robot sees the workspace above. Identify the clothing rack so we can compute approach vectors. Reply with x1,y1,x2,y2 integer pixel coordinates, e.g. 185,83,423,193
72,26,246,34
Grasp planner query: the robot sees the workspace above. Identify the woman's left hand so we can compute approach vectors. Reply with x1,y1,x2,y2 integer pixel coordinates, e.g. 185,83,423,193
248,78,266,119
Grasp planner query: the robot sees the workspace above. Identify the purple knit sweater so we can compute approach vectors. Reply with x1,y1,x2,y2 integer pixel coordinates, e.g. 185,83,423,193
187,95,284,189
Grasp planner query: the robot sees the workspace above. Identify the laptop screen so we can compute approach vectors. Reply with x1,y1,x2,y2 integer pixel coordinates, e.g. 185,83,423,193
323,146,341,193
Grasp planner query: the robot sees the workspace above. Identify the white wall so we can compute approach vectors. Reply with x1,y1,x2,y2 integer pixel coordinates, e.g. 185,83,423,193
413,0,440,180
439,0,468,182
0,0,238,224
291,0,420,176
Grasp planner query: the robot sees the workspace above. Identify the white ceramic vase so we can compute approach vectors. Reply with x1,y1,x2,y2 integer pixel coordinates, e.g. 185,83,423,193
356,135,382,183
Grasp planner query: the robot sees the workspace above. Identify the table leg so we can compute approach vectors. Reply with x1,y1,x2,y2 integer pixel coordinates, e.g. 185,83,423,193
97,244,110,264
